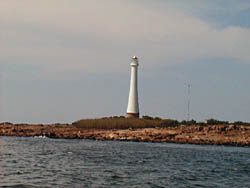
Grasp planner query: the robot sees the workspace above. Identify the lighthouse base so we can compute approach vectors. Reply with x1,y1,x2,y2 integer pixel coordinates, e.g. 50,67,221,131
126,113,140,118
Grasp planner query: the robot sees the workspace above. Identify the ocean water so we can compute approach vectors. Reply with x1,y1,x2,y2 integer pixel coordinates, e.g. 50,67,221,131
0,137,249,188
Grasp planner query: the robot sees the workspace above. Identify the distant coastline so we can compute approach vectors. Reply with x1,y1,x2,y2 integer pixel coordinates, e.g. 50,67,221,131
1,117,250,146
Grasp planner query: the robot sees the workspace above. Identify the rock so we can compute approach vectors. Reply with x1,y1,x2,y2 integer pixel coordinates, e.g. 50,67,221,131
227,124,236,131
108,133,119,140
1,123,250,146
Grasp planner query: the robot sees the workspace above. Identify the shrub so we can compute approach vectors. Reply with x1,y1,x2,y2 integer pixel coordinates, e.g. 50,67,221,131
154,117,162,121
187,119,197,125
142,115,154,120
233,121,250,126
72,117,164,130
162,119,179,127
205,119,228,125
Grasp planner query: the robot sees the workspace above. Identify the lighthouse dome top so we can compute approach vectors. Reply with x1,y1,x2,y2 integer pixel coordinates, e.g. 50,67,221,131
130,56,139,66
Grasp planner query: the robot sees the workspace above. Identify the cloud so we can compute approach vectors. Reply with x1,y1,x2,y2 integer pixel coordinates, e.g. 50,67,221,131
1,0,250,79
1,0,250,123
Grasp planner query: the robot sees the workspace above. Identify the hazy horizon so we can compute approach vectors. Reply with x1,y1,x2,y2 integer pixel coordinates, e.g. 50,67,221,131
1,0,250,124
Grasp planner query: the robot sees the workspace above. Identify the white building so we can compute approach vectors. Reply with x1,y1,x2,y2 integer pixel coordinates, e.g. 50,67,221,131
127,56,140,118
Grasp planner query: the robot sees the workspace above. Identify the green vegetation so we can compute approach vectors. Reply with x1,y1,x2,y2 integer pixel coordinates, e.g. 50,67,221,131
233,121,250,126
71,116,250,130
72,116,179,130
180,120,197,125
205,119,229,125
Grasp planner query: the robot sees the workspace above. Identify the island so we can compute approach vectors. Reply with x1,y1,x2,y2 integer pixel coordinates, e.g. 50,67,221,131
0,117,250,146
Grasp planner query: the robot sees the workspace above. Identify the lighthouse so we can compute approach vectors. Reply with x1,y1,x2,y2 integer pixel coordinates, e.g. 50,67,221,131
127,56,140,118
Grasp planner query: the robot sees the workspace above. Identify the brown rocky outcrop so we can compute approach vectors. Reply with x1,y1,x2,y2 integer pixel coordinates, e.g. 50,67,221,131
0,123,250,146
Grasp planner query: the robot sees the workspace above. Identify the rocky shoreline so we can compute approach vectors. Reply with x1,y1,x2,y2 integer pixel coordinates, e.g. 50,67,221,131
0,122,250,146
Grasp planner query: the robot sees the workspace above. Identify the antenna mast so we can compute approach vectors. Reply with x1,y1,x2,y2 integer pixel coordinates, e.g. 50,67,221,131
185,84,191,121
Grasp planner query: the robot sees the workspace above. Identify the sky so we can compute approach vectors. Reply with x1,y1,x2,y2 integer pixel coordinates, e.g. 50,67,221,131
1,0,250,123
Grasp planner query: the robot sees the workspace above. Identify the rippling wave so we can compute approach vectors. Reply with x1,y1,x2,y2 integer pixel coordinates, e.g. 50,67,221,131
0,137,249,187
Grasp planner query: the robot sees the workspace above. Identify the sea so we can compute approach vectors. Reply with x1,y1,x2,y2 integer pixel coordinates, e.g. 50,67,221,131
0,136,249,188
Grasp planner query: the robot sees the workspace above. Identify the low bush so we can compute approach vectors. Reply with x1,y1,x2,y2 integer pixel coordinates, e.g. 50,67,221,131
233,121,250,126
72,116,183,129
71,117,238,130
72,117,166,130
205,119,229,125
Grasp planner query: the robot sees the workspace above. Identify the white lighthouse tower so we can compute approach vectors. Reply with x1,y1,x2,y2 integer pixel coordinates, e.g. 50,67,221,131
127,56,140,118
